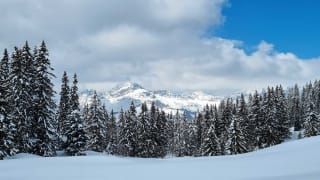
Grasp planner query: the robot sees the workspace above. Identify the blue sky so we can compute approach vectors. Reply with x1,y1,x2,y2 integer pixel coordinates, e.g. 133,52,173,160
215,0,320,59
1,0,320,91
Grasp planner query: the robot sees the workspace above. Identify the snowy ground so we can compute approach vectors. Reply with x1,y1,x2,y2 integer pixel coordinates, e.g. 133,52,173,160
1,136,320,180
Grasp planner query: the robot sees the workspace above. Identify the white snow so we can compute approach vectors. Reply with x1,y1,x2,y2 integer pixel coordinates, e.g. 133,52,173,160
1,136,320,180
80,82,223,115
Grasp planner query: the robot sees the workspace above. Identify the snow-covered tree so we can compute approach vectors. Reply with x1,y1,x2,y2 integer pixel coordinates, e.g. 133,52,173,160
226,117,247,155
303,101,320,137
65,74,86,156
200,107,221,156
31,41,57,156
57,71,70,149
9,45,33,153
106,109,117,154
248,91,262,149
0,49,16,159
85,91,106,152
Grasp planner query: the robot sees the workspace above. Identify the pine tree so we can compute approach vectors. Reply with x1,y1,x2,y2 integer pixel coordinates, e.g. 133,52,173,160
155,110,169,157
248,91,262,149
106,109,117,154
287,84,302,130
126,101,138,156
166,112,175,156
65,74,86,156
173,110,184,157
219,98,233,154
85,91,106,152
275,85,290,142
194,111,203,156
136,102,151,157
9,45,33,153
200,107,221,156
260,87,280,147
57,71,70,149
31,41,57,156
237,94,253,151
226,117,247,155
303,101,320,137
117,108,128,156
0,49,16,159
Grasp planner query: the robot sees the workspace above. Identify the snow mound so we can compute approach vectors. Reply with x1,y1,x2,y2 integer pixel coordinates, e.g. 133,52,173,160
1,136,320,180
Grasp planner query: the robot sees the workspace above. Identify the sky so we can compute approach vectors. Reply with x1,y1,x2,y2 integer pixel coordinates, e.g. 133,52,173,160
0,0,320,91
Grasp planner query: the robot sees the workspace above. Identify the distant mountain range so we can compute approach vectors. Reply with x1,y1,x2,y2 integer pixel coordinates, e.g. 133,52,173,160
79,82,242,118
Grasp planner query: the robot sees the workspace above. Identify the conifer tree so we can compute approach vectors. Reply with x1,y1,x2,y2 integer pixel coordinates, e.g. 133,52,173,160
106,109,117,154
248,91,262,149
65,74,86,156
57,71,70,149
275,85,290,142
85,91,106,152
303,101,320,137
136,102,151,157
226,117,247,155
117,108,128,156
155,110,169,157
173,110,184,157
0,49,16,159
9,45,33,153
31,41,57,156
200,107,221,156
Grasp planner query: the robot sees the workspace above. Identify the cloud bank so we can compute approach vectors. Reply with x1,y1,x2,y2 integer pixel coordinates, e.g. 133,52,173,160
0,0,319,91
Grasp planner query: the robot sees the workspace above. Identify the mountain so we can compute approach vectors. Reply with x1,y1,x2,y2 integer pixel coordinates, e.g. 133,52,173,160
79,82,230,118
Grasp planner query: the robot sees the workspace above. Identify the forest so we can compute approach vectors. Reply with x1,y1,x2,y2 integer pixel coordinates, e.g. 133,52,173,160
0,41,319,159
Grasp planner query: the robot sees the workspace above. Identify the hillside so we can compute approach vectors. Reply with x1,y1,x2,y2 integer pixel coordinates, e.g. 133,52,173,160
1,136,319,180
79,82,227,117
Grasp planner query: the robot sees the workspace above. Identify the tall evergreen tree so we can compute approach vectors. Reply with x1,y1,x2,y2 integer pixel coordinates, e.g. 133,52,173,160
303,100,320,137
57,71,70,149
0,49,16,159
65,74,86,156
226,117,247,155
275,85,290,142
106,109,117,154
200,107,221,156
248,91,262,149
9,45,33,153
31,41,57,156
85,91,106,152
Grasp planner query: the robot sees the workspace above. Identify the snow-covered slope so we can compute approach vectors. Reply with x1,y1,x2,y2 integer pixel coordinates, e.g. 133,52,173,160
80,82,225,117
1,136,320,180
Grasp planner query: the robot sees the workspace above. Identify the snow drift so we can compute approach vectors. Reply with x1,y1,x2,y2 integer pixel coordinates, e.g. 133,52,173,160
1,136,320,180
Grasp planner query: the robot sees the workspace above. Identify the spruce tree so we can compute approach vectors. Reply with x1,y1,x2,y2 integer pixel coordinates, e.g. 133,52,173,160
31,41,57,156
85,91,106,152
173,110,184,157
9,46,33,153
155,110,169,157
226,117,247,155
200,107,221,156
57,71,70,149
106,109,117,154
65,74,86,156
248,91,262,149
303,101,320,137
275,85,290,142
136,102,151,157
0,49,16,159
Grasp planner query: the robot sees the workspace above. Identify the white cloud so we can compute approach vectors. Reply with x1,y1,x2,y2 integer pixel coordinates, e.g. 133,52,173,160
0,0,320,92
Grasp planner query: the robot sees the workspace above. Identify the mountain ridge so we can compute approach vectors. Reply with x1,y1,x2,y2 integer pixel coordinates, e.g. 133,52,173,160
79,82,238,118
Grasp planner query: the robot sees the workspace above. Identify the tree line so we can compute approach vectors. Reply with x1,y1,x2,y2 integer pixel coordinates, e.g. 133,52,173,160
1,41,320,159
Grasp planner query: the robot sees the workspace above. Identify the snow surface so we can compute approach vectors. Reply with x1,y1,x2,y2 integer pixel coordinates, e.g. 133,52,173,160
1,136,320,180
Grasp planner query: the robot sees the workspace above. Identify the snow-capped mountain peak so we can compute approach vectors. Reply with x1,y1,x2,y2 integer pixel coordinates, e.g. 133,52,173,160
80,82,225,118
